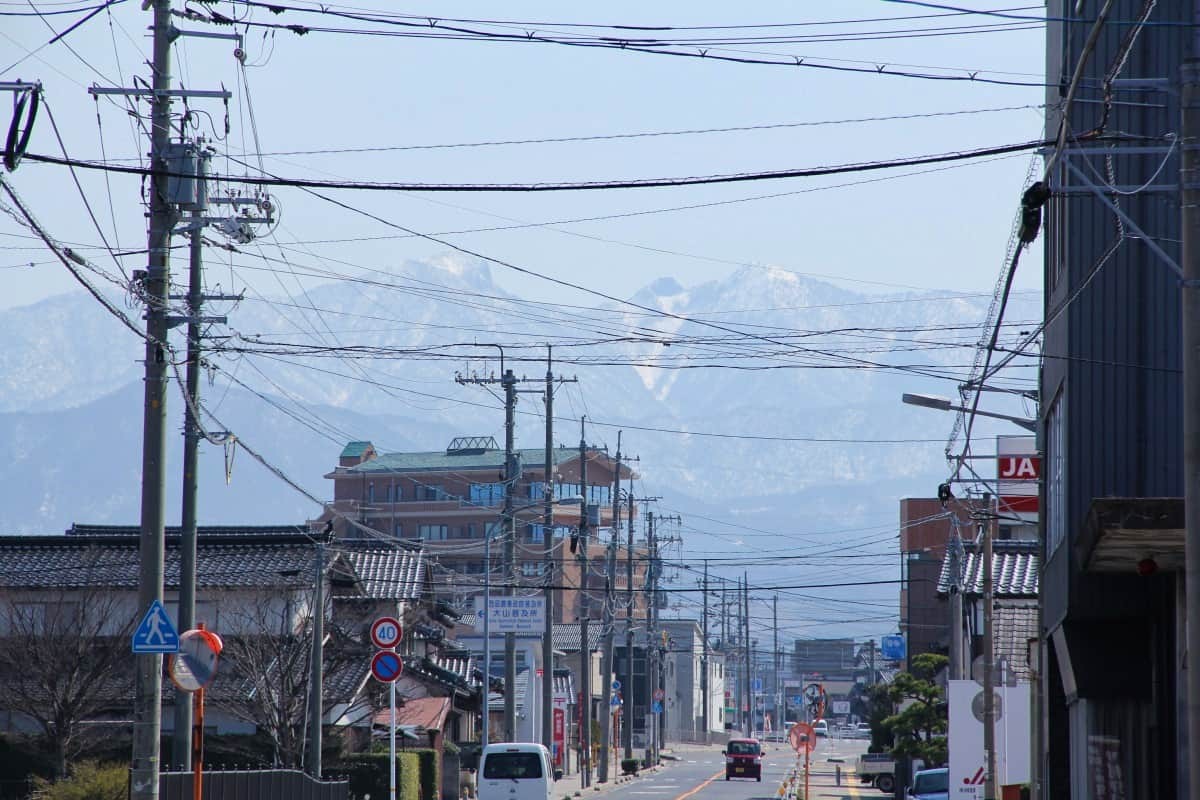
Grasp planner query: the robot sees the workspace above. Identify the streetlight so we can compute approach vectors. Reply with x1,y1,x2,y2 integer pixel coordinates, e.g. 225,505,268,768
901,393,1037,432
481,494,583,750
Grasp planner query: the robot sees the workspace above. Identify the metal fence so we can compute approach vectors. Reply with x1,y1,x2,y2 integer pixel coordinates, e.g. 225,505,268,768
159,769,349,800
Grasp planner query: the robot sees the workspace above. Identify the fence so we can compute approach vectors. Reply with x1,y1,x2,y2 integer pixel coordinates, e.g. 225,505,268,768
159,769,349,800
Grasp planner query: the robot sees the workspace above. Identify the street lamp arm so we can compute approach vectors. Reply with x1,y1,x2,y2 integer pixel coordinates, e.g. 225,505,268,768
901,393,1037,432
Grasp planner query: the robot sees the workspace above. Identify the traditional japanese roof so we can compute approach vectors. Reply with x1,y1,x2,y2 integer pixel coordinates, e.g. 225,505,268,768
936,538,1039,597
553,669,575,703
374,696,451,732
333,544,426,601
0,532,322,590
993,599,1038,683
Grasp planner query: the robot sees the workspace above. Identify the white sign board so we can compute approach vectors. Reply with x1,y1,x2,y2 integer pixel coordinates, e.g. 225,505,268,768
948,680,1031,799
831,700,851,716
474,596,546,633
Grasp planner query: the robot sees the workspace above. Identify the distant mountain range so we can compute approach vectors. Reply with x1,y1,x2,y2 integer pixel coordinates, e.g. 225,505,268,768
0,256,1040,637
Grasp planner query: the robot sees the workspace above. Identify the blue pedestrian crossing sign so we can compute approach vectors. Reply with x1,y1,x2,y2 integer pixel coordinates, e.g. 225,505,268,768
131,599,180,654
652,700,663,714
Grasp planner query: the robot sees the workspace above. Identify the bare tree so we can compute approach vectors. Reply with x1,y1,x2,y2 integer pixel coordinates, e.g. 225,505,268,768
0,583,136,777
211,595,363,768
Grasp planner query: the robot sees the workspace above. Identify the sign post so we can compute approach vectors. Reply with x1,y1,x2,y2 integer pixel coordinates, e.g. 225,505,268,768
168,625,223,800
370,618,404,800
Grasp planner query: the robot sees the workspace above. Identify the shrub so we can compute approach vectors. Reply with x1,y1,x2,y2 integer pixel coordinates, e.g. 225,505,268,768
340,752,421,800
33,761,126,800
620,759,640,775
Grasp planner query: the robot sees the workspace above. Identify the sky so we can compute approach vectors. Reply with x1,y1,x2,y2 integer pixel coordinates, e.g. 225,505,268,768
0,2,1050,645
0,1,1048,312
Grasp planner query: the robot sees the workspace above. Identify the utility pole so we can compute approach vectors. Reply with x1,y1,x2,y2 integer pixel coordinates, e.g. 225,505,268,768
1182,53,1200,800
308,540,325,777
577,420,592,788
502,368,518,741
598,434,620,783
623,484,635,761
542,350,555,753
129,4,175,797
982,494,997,800
743,575,751,736
701,560,709,745
772,595,778,735
643,511,656,766
868,639,876,686
949,517,964,680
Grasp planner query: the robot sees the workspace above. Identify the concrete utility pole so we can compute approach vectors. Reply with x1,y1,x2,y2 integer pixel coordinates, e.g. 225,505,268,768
1182,53,1200,800
598,434,620,782
982,495,997,800
949,517,964,681
308,540,325,777
772,596,779,733
577,420,592,788
542,350,555,752
623,485,635,761
502,368,518,742
743,575,751,736
644,511,656,766
130,3,175,797
701,560,709,744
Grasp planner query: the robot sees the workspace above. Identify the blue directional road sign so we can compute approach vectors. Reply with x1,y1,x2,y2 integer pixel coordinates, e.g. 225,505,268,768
881,635,906,661
132,599,180,654
652,700,663,714
788,695,804,707
751,678,763,693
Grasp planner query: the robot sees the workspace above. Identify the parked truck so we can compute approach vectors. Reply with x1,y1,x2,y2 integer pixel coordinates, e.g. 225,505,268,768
855,753,897,794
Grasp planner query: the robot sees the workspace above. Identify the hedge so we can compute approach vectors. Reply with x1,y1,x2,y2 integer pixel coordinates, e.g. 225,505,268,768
340,752,423,800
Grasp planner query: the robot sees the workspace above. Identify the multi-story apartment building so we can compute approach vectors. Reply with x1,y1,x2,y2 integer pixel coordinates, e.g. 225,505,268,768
323,437,644,624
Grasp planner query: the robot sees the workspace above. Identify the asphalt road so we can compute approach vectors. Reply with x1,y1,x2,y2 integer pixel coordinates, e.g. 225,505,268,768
580,736,881,800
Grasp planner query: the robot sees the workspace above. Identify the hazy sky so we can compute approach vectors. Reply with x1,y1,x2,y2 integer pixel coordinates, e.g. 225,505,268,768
1,1,1048,311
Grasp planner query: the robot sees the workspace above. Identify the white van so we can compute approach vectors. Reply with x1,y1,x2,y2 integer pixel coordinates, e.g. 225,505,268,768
478,743,559,800
813,720,829,738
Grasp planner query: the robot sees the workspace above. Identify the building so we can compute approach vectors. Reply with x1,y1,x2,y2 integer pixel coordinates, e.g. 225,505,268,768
0,525,458,775
324,438,644,624
659,619,726,743
792,638,856,680
1040,3,1190,798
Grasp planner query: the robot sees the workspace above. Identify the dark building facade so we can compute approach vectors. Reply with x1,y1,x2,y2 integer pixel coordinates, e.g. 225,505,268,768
1041,3,1190,797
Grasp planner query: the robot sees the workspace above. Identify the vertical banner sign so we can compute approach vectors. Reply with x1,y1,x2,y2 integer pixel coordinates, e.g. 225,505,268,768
553,708,565,767
949,680,1032,799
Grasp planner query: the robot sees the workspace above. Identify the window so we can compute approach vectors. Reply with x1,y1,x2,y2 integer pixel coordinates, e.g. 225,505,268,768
483,752,542,780
470,483,507,506
418,484,447,501
529,482,611,506
367,482,375,503
1046,392,1066,554
522,562,546,577
394,523,403,538
727,741,760,756
528,524,570,544
418,525,449,541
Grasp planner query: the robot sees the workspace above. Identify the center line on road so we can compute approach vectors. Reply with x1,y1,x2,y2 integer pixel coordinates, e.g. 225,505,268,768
668,769,724,800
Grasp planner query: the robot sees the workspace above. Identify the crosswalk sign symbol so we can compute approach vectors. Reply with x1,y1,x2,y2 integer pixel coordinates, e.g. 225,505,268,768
132,599,180,654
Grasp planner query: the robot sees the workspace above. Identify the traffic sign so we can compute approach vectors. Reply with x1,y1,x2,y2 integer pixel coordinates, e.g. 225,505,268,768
881,634,906,661
612,679,621,691
789,695,804,707
789,721,816,755
652,700,663,714
170,628,224,692
751,678,763,693
653,688,665,701
370,617,403,649
371,650,404,683
610,694,622,707
132,599,180,654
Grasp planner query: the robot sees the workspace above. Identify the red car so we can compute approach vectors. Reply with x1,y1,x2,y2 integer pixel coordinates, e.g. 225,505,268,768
723,738,762,781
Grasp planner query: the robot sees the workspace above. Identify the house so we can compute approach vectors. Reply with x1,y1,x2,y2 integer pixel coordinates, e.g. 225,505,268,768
1040,2,1189,797
0,524,475,779
659,619,725,743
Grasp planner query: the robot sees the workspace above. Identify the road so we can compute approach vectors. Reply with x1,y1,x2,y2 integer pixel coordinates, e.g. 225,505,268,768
568,736,882,800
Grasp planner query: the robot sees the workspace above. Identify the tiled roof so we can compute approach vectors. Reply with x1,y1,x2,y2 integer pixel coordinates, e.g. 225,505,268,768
0,534,321,590
333,545,426,601
67,523,311,538
489,669,529,711
936,539,1039,597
